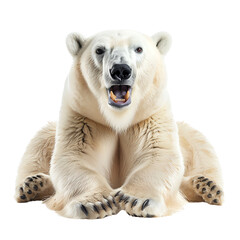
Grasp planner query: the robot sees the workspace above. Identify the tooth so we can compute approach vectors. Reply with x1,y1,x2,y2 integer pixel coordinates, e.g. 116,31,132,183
124,90,130,101
115,99,125,102
110,91,116,101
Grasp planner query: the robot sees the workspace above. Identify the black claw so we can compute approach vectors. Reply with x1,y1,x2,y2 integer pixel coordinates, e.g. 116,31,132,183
216,190,221,195
20,194,26,200
101,203,107,212
141,199,150,211
207,194,212,198
39,182,43,187
114,191,121,197
32,176,38,179
112,198,117,206
25,182,30,187
119,194,125,202
207,181,213,187
131,199,138,208
33,185,38,191
146,214,155,218
202,188,206,193
20,187,23,192
80,204,88,216
211,185,216,191
133,214,138,217
213,199,218,204
123,196,130,204
107,200,112,209
198,176,204,179
27,177,33,182
93,205,99,213
202,178,209,182
27,190,32,194
36,175,42,178
196,184,200,189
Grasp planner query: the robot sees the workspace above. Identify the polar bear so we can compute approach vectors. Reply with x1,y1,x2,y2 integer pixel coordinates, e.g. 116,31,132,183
15,30,223,219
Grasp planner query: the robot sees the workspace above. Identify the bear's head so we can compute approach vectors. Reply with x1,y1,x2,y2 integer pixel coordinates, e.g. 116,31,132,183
66,30,171,132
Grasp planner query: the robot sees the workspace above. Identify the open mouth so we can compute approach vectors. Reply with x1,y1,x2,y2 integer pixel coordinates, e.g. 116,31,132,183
107,85,132,108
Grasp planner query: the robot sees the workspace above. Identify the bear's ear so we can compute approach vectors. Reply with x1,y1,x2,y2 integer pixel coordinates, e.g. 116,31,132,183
66,32,85,56
152,32,171,55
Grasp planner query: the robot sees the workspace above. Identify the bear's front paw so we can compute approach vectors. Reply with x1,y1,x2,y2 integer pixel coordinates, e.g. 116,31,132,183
62,192,120,219
112,190,166,218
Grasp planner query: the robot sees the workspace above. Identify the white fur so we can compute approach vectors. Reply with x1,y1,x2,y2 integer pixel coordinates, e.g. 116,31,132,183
66,32,85,56
15,30,223,219
152,32,172,55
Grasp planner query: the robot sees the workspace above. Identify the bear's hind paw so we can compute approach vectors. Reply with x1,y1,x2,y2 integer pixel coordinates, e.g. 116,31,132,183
192,176,224,205
15,173,52,203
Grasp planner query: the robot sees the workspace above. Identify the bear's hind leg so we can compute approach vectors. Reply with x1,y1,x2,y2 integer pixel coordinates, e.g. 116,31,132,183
178,122,224,205
15,122,56,202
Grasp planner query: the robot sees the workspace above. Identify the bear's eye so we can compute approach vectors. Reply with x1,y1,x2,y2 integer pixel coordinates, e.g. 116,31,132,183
135,47,143,53
96,48,105,55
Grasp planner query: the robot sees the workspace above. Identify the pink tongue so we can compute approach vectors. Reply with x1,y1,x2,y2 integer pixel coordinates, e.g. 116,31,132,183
114,90,126,98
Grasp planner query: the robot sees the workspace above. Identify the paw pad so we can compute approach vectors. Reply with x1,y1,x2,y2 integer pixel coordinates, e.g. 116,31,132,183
193,176,223,205
16,173,49,203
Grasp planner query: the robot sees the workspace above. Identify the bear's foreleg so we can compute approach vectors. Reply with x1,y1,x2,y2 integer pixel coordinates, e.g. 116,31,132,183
46,113,119,219
115,111,186,217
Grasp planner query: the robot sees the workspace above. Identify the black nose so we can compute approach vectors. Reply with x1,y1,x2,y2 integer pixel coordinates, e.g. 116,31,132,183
110,64,132,81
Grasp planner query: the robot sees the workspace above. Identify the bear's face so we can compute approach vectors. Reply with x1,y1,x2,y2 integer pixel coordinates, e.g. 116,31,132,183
66,30,171,131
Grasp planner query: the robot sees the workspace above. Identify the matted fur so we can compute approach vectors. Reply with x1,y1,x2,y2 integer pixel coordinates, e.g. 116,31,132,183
15,30,223,219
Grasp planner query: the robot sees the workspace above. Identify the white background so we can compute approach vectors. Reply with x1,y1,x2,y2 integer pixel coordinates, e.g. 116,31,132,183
0,0,239,239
